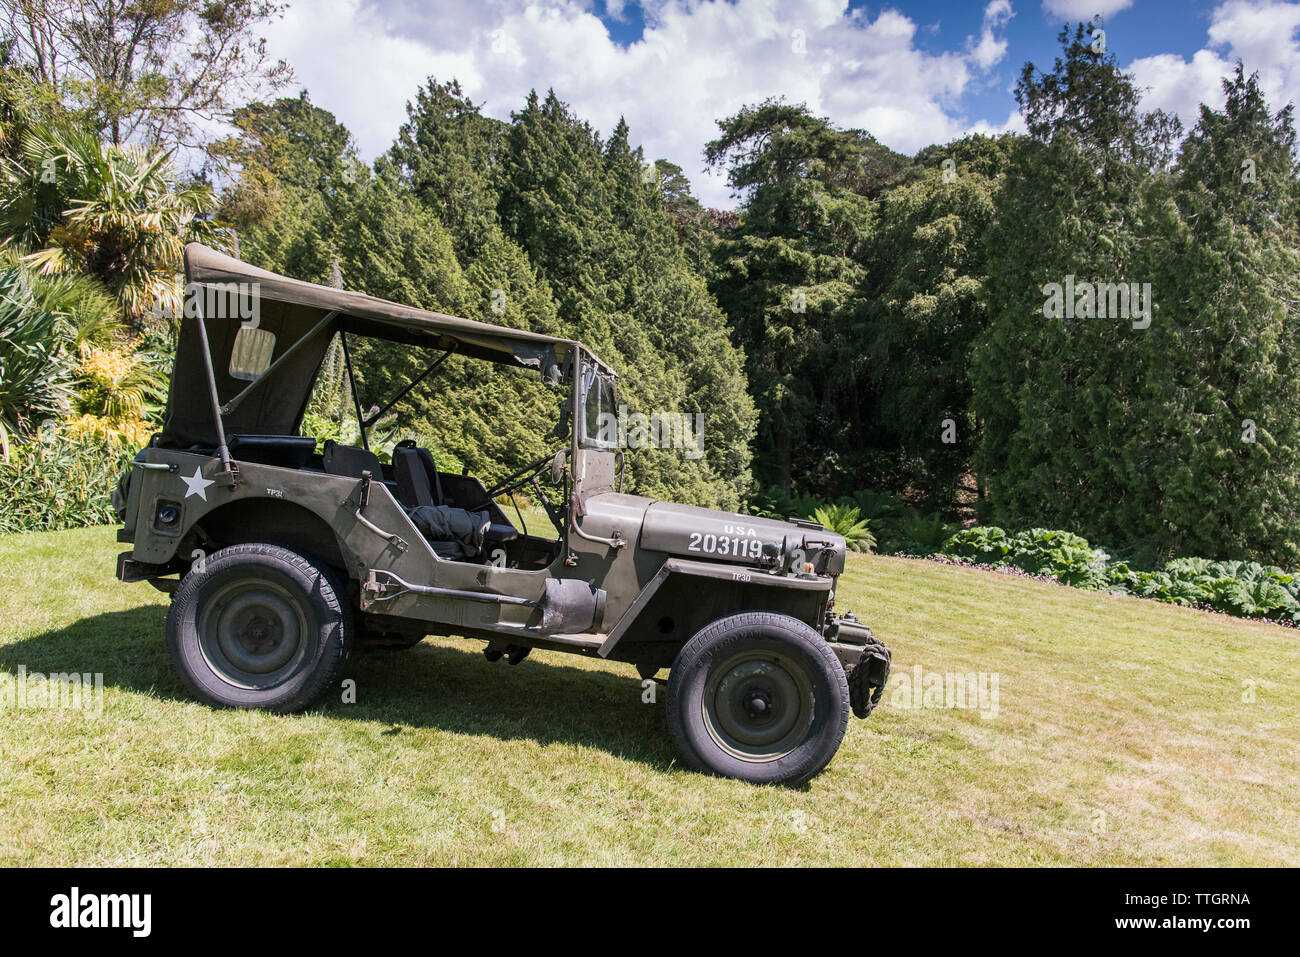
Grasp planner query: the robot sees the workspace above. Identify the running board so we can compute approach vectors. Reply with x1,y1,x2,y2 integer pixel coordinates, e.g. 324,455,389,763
362,568,540,608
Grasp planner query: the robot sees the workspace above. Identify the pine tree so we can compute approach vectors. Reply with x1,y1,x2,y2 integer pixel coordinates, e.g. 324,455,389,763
387,79,505,261
971,25,1300,565
705,100,879,494
972,23,1181,556
851,135,1012,509
1144,66,1300,562
494,91,755,507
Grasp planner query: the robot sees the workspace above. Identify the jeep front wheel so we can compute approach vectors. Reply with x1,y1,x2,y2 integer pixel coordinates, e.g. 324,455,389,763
166,543,353,713
666,612,850,786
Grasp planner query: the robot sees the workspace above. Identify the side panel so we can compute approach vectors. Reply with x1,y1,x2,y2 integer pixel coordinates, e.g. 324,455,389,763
597,557,833,668
562,492,661,633
128,449,373,570
124,449,585,638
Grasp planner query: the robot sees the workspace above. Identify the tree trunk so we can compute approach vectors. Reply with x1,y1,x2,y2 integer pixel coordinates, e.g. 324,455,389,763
776,426,792,496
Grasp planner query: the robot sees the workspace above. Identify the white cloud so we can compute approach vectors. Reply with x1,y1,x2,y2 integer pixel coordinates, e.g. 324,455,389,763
1041,0,1134,19
1127,50,1234,123
262,0,456,162
1207,0,1300,98
970,0,1016,70
968,107,1029,138
1128,1,1300,133
261,0,1017,209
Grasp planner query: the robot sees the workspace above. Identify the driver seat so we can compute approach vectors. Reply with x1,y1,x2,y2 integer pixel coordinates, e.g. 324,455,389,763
392,444,518,552
392,445,443,509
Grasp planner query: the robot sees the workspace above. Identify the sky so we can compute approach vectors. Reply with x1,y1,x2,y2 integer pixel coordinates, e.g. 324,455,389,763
258,0,1300,208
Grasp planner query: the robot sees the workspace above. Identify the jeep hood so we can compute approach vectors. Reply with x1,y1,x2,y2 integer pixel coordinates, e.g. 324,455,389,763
636,500,847,575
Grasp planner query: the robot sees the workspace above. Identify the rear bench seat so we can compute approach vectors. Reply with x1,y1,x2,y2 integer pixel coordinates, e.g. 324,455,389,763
227,434,316,470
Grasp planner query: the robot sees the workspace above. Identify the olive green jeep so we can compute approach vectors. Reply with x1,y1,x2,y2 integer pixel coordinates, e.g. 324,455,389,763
113,244,890,786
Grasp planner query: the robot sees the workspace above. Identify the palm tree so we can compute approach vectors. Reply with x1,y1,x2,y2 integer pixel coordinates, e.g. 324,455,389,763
0,120,227,321
0,248,122,460
0,262,75,456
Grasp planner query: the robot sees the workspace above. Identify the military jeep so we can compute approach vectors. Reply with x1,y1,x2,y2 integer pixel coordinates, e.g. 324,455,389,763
113,243,890,786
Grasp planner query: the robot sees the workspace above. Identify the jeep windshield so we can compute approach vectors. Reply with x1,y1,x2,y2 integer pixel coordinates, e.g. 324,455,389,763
578,360,618,450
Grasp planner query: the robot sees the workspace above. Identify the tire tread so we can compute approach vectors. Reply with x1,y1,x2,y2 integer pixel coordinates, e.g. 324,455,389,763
165,542,352,713
666,610,849,786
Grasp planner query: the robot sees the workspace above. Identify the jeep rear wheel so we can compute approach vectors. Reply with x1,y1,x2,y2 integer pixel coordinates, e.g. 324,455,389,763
666,612,849,786
166,543,353,713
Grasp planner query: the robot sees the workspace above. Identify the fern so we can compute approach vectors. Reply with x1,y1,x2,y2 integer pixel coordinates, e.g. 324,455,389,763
809,503,876,553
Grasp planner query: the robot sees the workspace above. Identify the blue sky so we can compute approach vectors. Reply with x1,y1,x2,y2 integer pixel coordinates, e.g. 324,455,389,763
856,0,1219,134
261,1,1300,208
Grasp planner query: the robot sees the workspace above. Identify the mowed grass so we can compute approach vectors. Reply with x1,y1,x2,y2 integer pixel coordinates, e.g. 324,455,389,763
1,525,1297,866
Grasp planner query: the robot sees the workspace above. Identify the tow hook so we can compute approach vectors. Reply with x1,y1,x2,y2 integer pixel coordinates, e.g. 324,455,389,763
483,640,531,665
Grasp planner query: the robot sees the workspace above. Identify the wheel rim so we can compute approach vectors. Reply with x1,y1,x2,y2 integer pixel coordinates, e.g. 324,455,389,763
702,650,815,763
196,575,313,690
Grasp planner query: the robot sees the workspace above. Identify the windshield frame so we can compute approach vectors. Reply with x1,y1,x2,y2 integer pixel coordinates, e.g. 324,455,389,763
576,352,619,451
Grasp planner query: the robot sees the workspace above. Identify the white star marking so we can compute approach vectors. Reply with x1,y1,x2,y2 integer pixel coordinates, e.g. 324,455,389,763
181,467,215,501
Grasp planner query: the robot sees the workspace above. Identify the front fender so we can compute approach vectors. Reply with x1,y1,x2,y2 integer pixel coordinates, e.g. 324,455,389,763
596,557,831,658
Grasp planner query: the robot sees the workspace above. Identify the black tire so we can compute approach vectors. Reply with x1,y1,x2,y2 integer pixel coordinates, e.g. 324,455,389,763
666,611,850,786
166,543,353,713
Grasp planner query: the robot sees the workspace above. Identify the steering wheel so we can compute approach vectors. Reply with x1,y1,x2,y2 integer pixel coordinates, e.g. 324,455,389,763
474,448,567,507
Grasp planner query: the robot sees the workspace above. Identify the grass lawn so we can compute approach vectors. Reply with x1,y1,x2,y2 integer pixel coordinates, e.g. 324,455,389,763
1,524,1296,866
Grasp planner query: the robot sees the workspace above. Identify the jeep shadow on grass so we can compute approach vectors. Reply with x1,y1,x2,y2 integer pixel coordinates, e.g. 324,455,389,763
112,244,891,786
0,605,681,773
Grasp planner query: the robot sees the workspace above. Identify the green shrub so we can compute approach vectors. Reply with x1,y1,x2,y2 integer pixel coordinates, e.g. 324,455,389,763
934,523,1300,621
1005,528,1092,573
1241,579,1299,619
944,526,1012,564
1048,544,1110,590
1211,560,1245,580
898,510,951,548
1165,557,1215,580
743,485,785,520
941,525,1108,588
0,429,135,533
0,265,76,438
1105,560,1134,590
744,485,820,522
1233,562,1270,584
845,489,901,525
